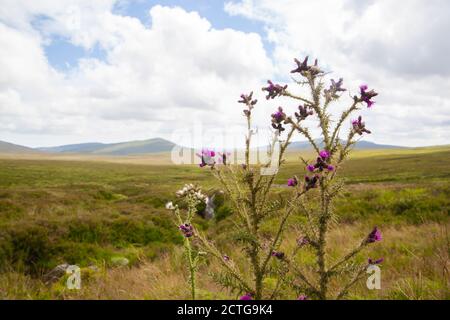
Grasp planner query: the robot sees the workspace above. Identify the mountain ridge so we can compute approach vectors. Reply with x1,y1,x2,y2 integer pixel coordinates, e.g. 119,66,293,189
288,140,405,150
36,138,176,155
1,138,411,156
0,140,40,154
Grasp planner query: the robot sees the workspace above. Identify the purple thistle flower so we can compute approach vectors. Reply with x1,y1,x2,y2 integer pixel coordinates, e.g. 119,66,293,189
316,157,327,172
271,251,285,260
352,116,371,135
272,111,285,123
291,56,322,75
368,257,384,265
291,56,309,73
239,293,253,300
223,255,230,262
319,150,330,160
295,104,314,121
367,226,382,243
238,91,257,105
298,294,308,300
287,176,298,187
239,91,257,117
271,106,287,132
325,78,346,100
359,84,378,108
262,80,287,100
331,78,346,92
179,223,194,238
288,177,298,187
307,155,334,173
196,149,216,168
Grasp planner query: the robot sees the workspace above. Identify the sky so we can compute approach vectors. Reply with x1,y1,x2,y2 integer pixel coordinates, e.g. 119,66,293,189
0,0,449,148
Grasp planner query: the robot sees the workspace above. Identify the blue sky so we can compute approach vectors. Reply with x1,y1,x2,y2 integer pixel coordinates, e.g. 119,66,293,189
43,1,271,71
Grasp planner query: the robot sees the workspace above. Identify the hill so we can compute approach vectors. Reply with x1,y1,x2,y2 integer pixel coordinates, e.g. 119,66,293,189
0,140,39,154
37,138,176,155
2,138,411,156
288,139,404,150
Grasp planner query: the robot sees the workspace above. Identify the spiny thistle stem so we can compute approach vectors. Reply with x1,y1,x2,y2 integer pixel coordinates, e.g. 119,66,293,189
166,187,208,300
184,237,196,300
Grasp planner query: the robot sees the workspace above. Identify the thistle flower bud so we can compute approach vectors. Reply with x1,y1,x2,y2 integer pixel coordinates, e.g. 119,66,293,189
179,223,194,238
271,106,287,132
319,150,330,160
368,257,384,265
196,149,216,168
287,176,298,187
366,226,382,243
271,251,285,260
359,84,378,108
238,91,257,105
291,56,323,76
239,293,253,300
262,80,287,100
307,156,334,173
324,78,346,100
295,104,314,121
304,175,319,190
239,92,257,117
352,116,371,135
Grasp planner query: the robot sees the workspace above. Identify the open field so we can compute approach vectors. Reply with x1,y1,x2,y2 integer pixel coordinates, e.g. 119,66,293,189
0,147,449,299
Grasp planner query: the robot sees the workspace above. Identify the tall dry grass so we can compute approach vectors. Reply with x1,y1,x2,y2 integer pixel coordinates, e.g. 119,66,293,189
1,223,447,300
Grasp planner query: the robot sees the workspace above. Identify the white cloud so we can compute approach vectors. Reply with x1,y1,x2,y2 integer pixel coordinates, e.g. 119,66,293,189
0,2,274,147
225,0,450,146
0,0,449,149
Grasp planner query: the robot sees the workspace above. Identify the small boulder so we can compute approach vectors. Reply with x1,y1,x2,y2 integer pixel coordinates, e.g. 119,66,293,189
43,263,70,284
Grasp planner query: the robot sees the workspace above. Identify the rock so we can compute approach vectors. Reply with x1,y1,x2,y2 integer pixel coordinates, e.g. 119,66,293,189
204,194,216,219
43,263,70,284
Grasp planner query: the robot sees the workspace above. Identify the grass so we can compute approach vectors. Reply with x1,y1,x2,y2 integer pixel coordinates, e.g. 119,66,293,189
0,146,449,299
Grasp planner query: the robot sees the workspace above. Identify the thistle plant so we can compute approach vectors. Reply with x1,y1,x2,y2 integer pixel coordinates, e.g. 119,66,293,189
166,184,207,300
171,56,382,300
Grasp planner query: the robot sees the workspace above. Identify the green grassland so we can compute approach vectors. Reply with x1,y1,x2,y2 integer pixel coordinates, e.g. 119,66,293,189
0,147,449,299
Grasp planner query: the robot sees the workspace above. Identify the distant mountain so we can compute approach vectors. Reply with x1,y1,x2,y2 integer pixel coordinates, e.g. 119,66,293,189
1,136,407,156
0,140,39,154
351,141,406,149
38,143,107,153
38,138,176,155
288,140,405,150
